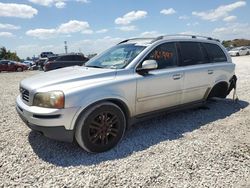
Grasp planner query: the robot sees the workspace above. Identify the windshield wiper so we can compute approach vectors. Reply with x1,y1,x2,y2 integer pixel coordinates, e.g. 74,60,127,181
85,65,103,68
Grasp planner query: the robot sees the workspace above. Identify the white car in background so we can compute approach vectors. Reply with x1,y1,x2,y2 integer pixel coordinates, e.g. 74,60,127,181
228,47,250,56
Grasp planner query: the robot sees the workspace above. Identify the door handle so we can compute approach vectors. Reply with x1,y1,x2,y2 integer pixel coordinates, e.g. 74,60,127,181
172,74,182,80
208,70,214,74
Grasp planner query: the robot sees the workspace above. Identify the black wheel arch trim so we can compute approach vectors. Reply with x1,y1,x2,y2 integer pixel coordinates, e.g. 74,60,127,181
74,98,131,132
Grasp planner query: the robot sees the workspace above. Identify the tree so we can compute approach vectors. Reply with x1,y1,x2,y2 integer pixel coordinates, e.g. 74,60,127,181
0,47,7,59
0,46,20,61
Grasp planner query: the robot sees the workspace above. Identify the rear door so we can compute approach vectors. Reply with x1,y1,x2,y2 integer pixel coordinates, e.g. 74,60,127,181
136,42,184,115
202,42,230,86
8,61,16,71
178,42,212,104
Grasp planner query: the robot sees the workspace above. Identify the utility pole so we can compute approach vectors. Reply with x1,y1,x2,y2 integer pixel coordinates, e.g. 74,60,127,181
64,41,68,54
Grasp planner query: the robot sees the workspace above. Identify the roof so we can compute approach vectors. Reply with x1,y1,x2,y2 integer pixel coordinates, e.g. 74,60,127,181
118,34,220,45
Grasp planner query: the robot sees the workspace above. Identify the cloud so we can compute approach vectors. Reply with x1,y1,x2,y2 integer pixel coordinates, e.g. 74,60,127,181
26,20,91,39
115,10,147,25
140,31,162,37
76,0,90,3
16,36,124,58
186,22,199,26
81,30,94,34
160,8,176,15
212,23,250,39
29,0,67,8
0,3,38,18
0,23,20,30
0,32,14,37
71,36,124,55
57,20,89,33
192,1,246,21
96,29,108,34
223,15,237,22
179,15,189,20
55,1,66,8
26,28,57,39
29,0,55,6
116,25,137,31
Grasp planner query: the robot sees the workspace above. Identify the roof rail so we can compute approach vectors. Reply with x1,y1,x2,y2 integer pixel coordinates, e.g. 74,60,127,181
153,34,220,43
117,37,156,45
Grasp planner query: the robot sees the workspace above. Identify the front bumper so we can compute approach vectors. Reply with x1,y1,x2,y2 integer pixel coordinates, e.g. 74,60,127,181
16,95,79,142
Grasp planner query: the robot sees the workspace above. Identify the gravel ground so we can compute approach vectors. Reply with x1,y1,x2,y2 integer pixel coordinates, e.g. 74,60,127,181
0,56,250,187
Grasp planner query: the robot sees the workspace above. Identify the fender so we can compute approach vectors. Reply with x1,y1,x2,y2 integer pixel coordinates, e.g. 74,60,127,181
69,94,132,130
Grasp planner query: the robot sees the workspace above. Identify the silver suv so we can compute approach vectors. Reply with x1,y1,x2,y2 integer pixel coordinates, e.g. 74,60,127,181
16,35,237,153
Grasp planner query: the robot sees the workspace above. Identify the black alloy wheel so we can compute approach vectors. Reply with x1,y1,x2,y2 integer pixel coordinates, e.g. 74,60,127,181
75,102,126,153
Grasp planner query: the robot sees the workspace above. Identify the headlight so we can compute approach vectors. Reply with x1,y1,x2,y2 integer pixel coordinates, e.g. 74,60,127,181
33,91,64,109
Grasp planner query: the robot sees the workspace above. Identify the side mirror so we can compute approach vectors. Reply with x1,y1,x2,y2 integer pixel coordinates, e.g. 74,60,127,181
136,60,158,74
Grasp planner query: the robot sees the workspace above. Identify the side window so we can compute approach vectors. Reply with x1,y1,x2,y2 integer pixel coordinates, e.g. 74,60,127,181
144,42,177,69
203,43,227,63
1,62,7,65
179,42,208,66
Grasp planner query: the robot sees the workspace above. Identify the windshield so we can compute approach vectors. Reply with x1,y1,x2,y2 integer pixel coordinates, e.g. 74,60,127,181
85,44,146,69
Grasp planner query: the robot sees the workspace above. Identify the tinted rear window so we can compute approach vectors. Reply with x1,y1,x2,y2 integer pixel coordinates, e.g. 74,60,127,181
179,42,208,66
203,43,227,62
58,55,76,61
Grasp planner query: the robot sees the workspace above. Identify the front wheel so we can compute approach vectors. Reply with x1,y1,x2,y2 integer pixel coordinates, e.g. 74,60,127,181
75,102,126,153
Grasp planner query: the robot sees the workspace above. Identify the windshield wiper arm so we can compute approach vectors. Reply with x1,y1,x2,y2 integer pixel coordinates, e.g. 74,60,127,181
85,65,103,68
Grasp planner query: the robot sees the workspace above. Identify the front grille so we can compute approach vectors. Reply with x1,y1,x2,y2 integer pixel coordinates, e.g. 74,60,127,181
20,87,30,102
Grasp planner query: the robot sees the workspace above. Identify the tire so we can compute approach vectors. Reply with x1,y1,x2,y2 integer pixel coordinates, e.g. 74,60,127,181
247,51,250,55
75,102,126,153
236,53,240,56
16,67,23,72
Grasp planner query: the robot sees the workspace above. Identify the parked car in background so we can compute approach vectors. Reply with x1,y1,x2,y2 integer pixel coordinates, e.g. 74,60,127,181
40,52,54,58
245,46,250,50
16,35,237,153
228,47,250,56
0,60,28,72
22,60,35,69
226,47,233,51
35,58,48,70
44,53,89,71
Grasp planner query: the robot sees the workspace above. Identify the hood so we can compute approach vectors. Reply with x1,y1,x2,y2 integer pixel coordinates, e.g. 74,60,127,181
21,66,116,92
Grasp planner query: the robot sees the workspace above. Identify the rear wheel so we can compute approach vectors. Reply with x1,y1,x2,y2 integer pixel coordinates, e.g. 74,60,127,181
75,102,126,153
236,53,240,56
16,67,23,72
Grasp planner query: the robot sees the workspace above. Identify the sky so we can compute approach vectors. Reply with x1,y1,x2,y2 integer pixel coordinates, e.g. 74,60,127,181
0,0,249,59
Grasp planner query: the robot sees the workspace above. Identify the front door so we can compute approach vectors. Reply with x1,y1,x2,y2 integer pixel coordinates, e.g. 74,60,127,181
136,42,183,115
